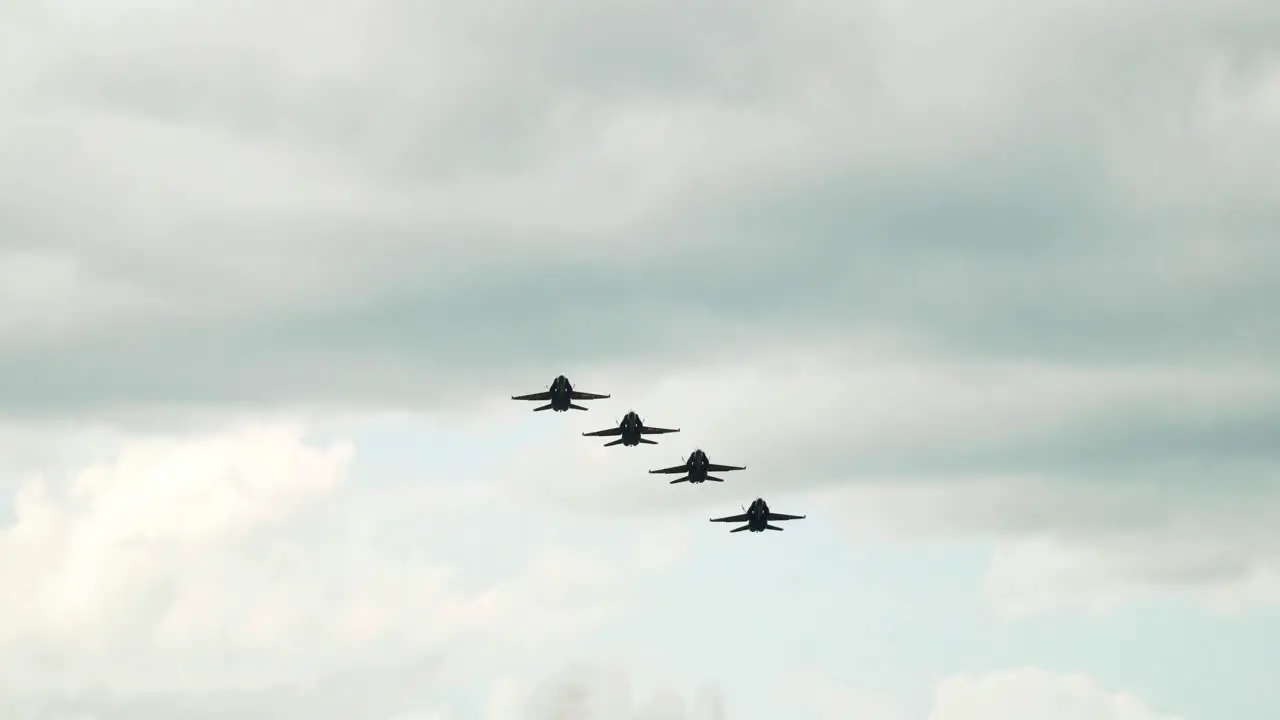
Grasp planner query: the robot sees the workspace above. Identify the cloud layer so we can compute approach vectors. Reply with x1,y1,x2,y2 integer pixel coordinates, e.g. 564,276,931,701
2,0,1276,415
2,0,1275,715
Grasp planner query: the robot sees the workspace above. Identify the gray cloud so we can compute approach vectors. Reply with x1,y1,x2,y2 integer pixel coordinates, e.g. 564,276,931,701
1,0,1276,419
503,351,1280,500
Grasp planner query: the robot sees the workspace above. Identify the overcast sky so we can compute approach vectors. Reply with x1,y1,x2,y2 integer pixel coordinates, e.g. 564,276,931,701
1,0,1278,718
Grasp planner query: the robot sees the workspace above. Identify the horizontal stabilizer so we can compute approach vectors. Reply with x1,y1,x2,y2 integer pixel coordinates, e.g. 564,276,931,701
569,403,588,410
603,439,625,447
638,438,657,444
705,475,725,482
669,475,691,484
765,524,784,531
731,525,751,533
533,403,554,411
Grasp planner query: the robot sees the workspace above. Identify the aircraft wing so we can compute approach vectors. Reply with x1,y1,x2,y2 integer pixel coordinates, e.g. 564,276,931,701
570,390,610,400
638,424,680,435
582,426,624,437
705,463,745,472
766,512,806,521
710,513,750,523
648,464,689,474
512,391,552,401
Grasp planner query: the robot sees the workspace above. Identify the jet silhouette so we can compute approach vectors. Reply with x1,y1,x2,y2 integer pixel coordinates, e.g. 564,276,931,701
511,375,610,411
710,498,806,533
649,449,745,484
582,410,679,447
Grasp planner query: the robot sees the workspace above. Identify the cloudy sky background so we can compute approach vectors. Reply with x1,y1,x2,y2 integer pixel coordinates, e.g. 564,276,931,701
2,0,1278,717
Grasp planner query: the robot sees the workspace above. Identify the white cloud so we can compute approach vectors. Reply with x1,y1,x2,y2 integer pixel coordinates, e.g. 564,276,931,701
821,476,1280,615
8,665,1178,720
481,666,730,720
0,419,675,713
772,669,907,720
0,421,353,690
772,667,1178,720
983,516,1280,616
768,666,1177,712
929,668,1181,720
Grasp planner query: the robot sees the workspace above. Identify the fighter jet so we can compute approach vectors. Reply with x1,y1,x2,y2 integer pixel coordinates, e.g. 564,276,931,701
709,498,806,533
582,410,679,447
649,449,745,484
511,375,610,412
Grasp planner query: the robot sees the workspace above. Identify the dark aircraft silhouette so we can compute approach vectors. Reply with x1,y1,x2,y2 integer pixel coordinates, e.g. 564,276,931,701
710,498,806,533
649,449,745,484
511,375,610,412
583,410,679,447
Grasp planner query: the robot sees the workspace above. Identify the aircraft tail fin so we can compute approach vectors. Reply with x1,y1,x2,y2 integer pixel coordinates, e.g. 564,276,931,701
533,403,554,411
569,403,589,411
765,524,784,531
603,439,625,447
731,525,751,533
706,475,725,482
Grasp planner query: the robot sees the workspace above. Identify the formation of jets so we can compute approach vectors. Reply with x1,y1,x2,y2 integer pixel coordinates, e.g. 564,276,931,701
513,374,806,534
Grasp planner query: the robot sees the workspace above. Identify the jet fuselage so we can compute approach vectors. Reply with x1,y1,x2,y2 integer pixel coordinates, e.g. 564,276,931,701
545,375,573,411
685,449,710,482
742,498,770,531
615,411,645,445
